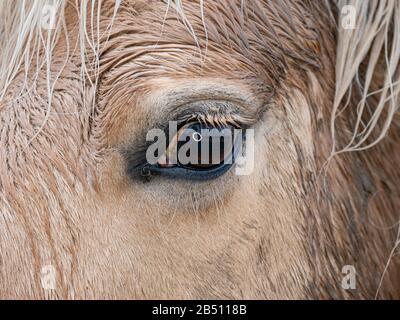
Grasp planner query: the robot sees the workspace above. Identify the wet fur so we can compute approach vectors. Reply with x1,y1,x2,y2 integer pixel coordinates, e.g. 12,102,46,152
0,0,399,299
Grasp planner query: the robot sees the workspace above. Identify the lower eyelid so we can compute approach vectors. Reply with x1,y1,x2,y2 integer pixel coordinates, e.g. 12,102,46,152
144,163,233,181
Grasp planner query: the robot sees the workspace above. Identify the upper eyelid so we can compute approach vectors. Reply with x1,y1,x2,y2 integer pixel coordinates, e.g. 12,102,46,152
147,78,270,115
171,100,259,127
176,109,253,129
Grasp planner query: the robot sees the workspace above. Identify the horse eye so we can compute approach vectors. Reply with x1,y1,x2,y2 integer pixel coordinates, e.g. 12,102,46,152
144,122,239,181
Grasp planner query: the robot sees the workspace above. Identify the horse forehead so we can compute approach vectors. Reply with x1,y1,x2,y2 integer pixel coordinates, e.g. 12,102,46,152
97,0,319,93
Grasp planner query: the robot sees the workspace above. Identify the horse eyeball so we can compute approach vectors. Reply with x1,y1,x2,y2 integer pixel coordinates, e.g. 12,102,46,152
148,121,239,180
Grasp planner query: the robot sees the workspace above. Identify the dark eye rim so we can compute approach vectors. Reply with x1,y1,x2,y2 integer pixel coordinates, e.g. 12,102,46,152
142,161,233,181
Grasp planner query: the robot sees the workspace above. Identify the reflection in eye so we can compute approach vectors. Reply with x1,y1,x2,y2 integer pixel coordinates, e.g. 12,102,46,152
143,121,242,181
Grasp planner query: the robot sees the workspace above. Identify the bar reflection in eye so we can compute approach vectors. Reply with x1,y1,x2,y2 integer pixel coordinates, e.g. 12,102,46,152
159,122,237,169
143,121,243,181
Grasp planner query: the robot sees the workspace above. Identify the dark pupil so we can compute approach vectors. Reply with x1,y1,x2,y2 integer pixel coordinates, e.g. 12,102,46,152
177,123,234,170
